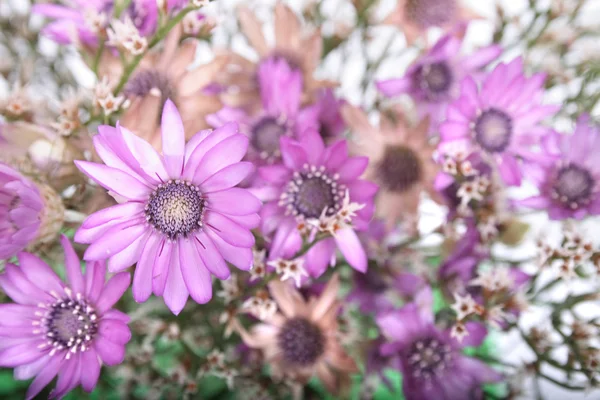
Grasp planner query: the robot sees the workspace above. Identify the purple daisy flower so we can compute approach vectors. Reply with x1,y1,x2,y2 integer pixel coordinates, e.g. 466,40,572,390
74,100,260,315
256,130,377,276
33,0,159,47
0,163,45,260
520,115,600,219
0,236,131,400
207,57,318,166
439,57,559,186
377,34,501,134
376,288,501,400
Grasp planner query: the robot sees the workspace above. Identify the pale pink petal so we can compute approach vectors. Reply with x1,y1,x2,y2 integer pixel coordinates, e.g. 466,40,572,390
334,228,367,272
178,238,212,304
61,235,85,294
161,99,185,178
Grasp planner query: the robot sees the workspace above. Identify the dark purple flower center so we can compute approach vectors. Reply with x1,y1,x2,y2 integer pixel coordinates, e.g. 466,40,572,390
406,337,453,380
474,108,513,153
278,317,325,366
44,295,98,355
414,61,453,99
405,0,457,28
124,69,176,108
377,145,423,192
552,163,595,208
251,117,289,160
360,268,388,292
281,165,345,220
145,180,206,240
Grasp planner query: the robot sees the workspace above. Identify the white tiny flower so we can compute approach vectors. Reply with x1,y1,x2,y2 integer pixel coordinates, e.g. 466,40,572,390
249,248,267,281
241,297,277,321
450,322,469,343
486,305,508,329
216,276,240,304
107,18,147,55
279,259,309,288
183,11,205,35
98,94,125,116
84,9,108,33
191,0,210,7
451,292,478,320
51,116,78,137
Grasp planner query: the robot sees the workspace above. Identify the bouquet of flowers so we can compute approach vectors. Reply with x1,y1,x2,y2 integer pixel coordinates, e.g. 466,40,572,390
0,0,599,398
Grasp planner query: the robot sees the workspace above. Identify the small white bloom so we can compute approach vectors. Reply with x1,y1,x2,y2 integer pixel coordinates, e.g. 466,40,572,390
107,18,147,55
450,322,469,343
249,248,267,281
191,0,210,7
241,297,277,321
268,258,309,288
486,305,508,329
98,93,125,116
84,9,108,33
216,275,240,304
451,292,478,320
183,11,205,35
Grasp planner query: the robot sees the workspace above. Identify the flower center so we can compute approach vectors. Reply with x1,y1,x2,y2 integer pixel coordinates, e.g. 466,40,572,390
251,117,289,160
124,69,176,107
473,108,513,153
377,145,423,192
145,180,206,240
552,163,595,209
278,317,325,366
415,61,453,100
280,165,345,220
405,0,457,28
43,293,98,356
406,337,453,380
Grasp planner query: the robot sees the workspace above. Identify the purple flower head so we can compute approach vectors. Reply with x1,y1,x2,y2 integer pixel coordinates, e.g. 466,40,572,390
376,289,501,400
207,58,319,167
33,0,159,47
74,100,261,315
256,131,378,277
0,163,45,260
439,57,559,186
377,34,501,134
0,236,131,400
347,267,394,313
520,115,600,219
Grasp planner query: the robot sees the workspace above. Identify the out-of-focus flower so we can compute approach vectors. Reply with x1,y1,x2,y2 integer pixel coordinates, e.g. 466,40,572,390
208,58,319,168
0,236,131,399
237,275,358,393
106,18,148,55
439,57,559,186
106,25,225,150
256,130,377,276
383,0,481,45
33,0,160,48
520,115,600,219
376,288,501,399
74,101,260,315
0,84,33,121
0,162,64,260
216,2,335,107
314,89,346,144
377,34,501,134
342,104,438,231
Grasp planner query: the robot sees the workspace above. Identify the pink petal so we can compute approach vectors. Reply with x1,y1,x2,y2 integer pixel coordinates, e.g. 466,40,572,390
207,188,262,216
74,161,151,201
80,349,101,392
94,336,125,366
85,261,106,304
61,235,85,294
376,78,411,97
25,355,63,400
107,231,150,273
324,140,349,171
182,122,239,180
280,136,308,170
95,272,131,314
337,157,368,182
163,246,189,315
205,229,253,271
192,134,249,184
98,320,131,345
178,238,212,304
14,356,48,380
201,162,255,193
132,234,160,303
195,232,230,279
0,341,43,367
151,239,171,296
334,228,367,272
17,252,63,294
204,212,255,248
80,201,143,230
161,99,185,178
84,222,146,261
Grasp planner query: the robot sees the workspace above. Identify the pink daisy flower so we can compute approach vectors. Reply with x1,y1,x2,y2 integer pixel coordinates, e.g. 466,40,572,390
256,131,377,277
376,34,501,134
0,236,131,400
439,57,559,186
74,100,261,315
0,163,45,260
207,58,318,166
521,115,600,219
